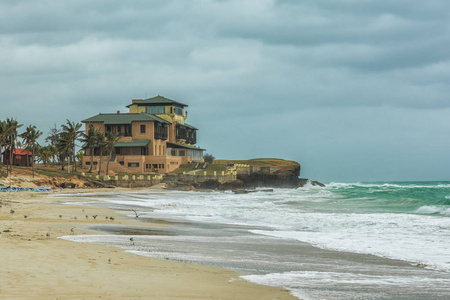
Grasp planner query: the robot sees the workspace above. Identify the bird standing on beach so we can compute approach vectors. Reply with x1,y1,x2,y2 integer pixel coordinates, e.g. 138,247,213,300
10,209,15,214
130,237,135,245
70,227,75,234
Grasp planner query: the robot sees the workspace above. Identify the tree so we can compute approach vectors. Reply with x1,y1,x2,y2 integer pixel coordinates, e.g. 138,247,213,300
20,125,37,167
81,125,101,173
40,145,53,167
61,120,83,172
203,153,215,164
5,118,23,173
25,125,43,178
104,131,120,176
0,120,12,171
46,124,63,166
96,130,107,176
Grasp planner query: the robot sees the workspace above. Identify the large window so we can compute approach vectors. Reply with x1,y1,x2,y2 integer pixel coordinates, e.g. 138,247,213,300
174,106,183,115
146,106,165,114
176,124,197,144
106,124,131,137
154,122,168,140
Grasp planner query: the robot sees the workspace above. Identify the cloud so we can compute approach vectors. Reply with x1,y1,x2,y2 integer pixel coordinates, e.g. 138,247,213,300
1,0,449,180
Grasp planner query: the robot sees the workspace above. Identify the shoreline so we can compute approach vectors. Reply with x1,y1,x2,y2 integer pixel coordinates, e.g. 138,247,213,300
0,188,298,299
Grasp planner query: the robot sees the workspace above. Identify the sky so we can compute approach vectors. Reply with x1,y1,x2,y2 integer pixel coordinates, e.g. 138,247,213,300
1,0,449,182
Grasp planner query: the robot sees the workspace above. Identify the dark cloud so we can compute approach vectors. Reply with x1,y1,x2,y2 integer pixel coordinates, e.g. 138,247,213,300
1,0,449,180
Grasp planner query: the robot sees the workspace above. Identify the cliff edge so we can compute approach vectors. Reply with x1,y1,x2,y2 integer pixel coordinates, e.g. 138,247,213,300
167,158,324,190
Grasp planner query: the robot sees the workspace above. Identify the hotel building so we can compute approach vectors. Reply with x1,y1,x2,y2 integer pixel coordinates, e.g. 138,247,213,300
81,96,204,174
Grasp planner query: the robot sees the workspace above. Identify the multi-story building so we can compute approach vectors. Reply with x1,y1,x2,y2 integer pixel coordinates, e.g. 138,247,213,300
81,96,204,174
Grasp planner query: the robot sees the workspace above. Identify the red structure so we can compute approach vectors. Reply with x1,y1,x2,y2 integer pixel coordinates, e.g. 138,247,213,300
2,148,33,166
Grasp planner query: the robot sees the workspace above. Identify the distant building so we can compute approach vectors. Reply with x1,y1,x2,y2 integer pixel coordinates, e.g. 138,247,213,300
81,96,205,174
2,148,32,166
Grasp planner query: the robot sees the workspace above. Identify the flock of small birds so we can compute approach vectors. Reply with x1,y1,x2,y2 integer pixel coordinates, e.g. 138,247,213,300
3,205,134,266
4,207,117,239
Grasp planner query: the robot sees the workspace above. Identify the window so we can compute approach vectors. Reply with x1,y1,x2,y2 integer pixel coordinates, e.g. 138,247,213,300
174,106,183,115
179,150,185,156
86,162,91,165
140,124,146,133
106,124,131,137
146,106,165,114
128,162,139,167
154,122,168,140
141,147,148,155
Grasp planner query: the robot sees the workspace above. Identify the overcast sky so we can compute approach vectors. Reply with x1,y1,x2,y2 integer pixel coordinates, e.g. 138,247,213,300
1,0,449,182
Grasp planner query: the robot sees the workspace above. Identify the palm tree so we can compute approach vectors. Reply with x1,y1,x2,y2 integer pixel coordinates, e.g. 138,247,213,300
0,120,11,171
5,118,23,173
40,145,52,167
56,131,70,171
20,125,34,167
61,120,83,172
96,130,107,176
104,131,120,176
81,125,101,173
26,125,43,178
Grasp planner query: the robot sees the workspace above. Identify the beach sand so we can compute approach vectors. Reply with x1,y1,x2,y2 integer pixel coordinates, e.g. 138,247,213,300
0,189,297,299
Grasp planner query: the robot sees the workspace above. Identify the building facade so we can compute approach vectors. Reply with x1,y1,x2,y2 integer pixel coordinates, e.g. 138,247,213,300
81,96,204,174
2,148,33,166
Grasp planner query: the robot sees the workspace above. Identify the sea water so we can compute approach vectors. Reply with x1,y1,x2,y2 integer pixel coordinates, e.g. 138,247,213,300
59,181,450,299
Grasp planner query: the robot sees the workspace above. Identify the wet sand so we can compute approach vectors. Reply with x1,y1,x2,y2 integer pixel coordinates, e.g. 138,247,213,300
0,189,297,299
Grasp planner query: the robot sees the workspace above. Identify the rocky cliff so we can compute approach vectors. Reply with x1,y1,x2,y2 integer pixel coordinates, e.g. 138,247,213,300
167,158,324,190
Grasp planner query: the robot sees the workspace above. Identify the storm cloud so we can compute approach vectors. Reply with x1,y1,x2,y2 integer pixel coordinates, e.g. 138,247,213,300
1,0,449,181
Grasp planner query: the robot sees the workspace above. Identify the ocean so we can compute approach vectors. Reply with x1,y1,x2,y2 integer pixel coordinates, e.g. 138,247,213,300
59,181,450,299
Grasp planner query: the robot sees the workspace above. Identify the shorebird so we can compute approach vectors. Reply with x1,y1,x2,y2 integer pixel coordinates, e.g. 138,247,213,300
10,209,15,214
130,237,135,245
59,215,62,219
109,217,114,221
92,215,97,220
23,215,27,219
85,215,89,219
70,228,75,234
46,232,51,238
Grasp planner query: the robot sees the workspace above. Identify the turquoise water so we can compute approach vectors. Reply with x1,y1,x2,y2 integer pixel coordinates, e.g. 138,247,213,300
325,182,450,214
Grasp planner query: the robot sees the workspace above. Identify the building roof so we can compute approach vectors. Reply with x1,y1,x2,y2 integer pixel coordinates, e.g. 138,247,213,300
82,113,171,125
179,123,198,130
126,95,188,108
167,142,205,151
1,148,32,155
114,140,151,148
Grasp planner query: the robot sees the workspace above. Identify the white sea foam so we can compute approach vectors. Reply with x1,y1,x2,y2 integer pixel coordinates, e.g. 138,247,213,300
415,205,450,215
56,186,450,273
242,271,450,299
326,182,450,189
250,211,450,272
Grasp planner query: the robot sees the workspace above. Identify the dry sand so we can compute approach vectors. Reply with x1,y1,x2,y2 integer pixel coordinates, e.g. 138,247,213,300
0,189,298,299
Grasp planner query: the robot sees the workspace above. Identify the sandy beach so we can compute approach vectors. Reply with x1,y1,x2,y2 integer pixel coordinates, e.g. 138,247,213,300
0,189,297,299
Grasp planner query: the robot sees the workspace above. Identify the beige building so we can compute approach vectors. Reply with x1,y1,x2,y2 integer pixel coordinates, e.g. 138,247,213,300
81,96,204,174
